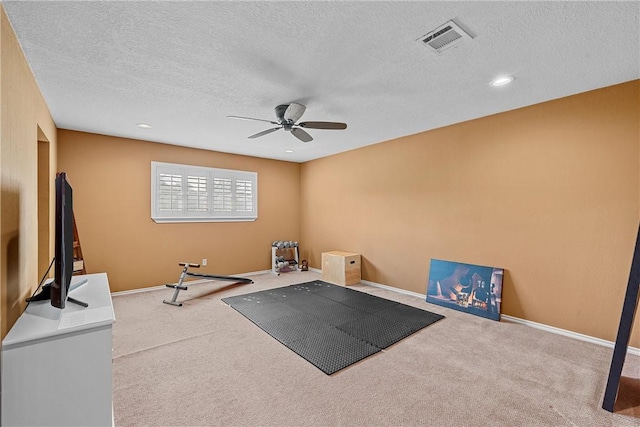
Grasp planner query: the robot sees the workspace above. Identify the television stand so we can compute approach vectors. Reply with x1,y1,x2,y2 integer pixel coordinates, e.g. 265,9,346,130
25,281,54,303
27,277,90,307
67,296,88,308
67,277,89,307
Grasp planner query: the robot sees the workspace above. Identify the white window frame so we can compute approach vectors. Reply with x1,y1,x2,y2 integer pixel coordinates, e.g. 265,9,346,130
151,161,258,223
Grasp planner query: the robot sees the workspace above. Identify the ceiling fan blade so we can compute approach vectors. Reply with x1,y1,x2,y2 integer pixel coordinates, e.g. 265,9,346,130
298,121,347,130
291,127,313,143
284,103,306,123
248,127,281,139
227,115,279,125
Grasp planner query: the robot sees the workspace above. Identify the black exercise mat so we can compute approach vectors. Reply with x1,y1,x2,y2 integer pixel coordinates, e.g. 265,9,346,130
222,280,444,375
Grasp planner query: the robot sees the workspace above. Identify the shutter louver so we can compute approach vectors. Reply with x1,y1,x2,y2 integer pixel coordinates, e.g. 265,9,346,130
158,173,183,211
213,178,232,212
187,175,208,212
235,179,253,212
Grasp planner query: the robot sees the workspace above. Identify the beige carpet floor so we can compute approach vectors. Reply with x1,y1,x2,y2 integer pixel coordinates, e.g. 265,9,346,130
111,271,640,426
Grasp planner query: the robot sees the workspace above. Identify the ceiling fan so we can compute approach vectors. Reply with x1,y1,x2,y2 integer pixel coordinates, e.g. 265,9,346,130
227,102,347,143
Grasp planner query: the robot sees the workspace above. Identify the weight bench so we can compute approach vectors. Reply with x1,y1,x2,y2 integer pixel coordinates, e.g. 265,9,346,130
163,262,254,306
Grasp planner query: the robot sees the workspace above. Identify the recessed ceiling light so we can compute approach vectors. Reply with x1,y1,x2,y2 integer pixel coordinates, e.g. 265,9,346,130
285,149,295,153
136,123,152,129
490,76,515,87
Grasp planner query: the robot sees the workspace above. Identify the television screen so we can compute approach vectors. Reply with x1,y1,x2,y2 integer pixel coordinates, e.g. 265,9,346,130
51,172,74,309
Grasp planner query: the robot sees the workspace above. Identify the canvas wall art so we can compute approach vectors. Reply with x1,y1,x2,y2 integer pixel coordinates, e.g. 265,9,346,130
426,258,503,321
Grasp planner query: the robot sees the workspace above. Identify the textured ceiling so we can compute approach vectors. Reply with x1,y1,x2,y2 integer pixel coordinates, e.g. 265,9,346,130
3,1,639,163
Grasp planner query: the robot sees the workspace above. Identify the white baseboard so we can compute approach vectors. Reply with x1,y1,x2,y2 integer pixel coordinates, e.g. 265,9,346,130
113,269,640,357
360,278,640,357
111,270,270,296
361,279,424,299
500,314,640,356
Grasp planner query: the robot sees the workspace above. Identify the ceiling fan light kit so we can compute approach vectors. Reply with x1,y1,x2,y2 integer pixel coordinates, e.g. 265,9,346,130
228,102,347,143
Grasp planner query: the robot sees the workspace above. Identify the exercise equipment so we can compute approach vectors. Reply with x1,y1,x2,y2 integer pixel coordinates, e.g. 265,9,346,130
163,262,253,306
271,241,298,250
271,241,299,275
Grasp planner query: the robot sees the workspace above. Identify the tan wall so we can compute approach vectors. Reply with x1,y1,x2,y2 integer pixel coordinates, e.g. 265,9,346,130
1,0,637,349
301,80,640,347
57,130,300,293
0,6,57,339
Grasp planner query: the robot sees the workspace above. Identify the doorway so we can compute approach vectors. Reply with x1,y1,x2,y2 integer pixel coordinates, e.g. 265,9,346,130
37,126,50,280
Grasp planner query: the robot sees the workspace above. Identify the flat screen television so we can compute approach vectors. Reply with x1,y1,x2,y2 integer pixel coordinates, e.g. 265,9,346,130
51,172,74,308
27,172,86,308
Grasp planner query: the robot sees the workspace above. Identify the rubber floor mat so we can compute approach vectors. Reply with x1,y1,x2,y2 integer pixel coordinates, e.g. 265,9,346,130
222,280,444,375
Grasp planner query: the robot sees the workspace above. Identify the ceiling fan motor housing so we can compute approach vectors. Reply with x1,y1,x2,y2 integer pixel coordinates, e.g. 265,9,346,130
276,103,306,125
275,104,289,122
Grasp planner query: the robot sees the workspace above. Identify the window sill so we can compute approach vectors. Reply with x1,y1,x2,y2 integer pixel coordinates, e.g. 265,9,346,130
151,217,257,223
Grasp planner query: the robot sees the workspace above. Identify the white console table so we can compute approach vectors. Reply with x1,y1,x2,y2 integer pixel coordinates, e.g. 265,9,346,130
1,273,115,426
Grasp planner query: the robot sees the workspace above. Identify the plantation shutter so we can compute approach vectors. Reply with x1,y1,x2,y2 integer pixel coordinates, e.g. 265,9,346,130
235,179,253,212
187,175,208,212
151,162,257,223
213,178,232,212
158,173,183,212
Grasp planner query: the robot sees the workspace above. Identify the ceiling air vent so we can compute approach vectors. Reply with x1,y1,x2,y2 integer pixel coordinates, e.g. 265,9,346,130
417,20,473,53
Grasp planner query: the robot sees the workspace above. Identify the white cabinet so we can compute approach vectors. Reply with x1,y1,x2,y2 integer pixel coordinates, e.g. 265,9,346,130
1,273,115,426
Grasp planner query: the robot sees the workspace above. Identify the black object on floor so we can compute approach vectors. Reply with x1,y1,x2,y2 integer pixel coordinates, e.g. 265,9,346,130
222,280,444,375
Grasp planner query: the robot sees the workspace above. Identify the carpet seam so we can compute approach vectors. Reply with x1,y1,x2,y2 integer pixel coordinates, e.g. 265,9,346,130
113,329,222,360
